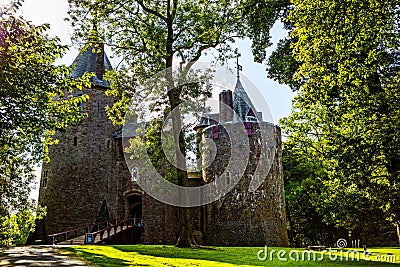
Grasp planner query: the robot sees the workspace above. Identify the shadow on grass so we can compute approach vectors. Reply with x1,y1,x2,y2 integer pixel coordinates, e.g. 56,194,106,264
111,245,398,267
67,247,149,267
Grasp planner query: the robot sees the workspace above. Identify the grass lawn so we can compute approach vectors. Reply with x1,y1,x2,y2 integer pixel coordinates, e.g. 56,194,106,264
67,245,400,266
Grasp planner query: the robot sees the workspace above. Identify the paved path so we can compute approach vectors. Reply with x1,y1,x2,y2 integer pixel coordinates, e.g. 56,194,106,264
0,246,93,267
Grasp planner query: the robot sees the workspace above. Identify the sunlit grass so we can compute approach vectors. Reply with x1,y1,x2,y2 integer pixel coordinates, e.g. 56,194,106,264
67,245,400,266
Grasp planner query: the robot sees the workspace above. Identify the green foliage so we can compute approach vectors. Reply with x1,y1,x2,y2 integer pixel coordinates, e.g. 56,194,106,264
267,38,302,91
239,0,291,63
0,205,46,246
282,141,339,247
272,0,400,245
0,4,90,246
125,119,179,184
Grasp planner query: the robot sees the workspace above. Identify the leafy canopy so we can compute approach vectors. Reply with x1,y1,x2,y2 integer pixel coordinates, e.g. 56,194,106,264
0,2,90,245
272,0,400,244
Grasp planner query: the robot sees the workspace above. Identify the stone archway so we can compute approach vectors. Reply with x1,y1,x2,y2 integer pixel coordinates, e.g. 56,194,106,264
125,191,142,244
125,192,142,226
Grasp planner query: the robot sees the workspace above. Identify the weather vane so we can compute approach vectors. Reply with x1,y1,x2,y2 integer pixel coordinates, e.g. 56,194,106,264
236,55,243,79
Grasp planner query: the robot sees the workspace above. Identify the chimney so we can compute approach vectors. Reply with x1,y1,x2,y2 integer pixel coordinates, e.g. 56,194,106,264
95,43,105,80
219,90,233,122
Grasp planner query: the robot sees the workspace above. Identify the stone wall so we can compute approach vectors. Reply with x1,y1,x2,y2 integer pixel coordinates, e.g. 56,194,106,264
141,194,179,244
36,86,125,240
202,122,288,246
139,176,202,245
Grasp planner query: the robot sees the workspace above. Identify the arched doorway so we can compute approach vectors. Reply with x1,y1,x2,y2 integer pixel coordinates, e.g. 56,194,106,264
126,193,142,225
125,192,142,244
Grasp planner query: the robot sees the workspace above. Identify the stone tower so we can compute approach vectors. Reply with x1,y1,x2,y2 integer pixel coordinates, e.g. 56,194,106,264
34,45,127,241
201,76,289,246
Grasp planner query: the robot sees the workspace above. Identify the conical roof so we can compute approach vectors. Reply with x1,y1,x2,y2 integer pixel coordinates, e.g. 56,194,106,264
233,77,262,122
70,46,112,88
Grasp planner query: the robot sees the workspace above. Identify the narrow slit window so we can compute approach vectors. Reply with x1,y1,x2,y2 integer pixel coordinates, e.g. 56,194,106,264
42,170,48,188
73,136,77,146
226,172,231,185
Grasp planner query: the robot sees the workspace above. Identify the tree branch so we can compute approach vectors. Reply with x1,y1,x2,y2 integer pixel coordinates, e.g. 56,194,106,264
136,0,167,22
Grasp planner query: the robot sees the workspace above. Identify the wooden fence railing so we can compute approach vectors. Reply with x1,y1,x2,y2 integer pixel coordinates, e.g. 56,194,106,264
85,218,136,244
48,218,117,245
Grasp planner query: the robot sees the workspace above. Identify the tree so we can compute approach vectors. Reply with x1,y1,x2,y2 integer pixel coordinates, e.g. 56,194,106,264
281,105,398,246
282,138,338,247
0,1,90,245
67,0,287,247
267,0,400,245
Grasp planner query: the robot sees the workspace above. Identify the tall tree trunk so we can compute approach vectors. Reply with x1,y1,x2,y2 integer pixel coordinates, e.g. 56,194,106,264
165,3,195,247
167,79,196,248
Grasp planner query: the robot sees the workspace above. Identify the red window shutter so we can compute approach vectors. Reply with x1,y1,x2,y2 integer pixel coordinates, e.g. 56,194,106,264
245,122,252,136
246,128,252,136
213,125,219,139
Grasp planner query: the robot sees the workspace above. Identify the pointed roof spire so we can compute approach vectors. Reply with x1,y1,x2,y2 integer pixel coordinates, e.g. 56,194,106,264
235,56,245,92
232,55,262,122
70,17,112,88
70,46,112,88
236,56,242,79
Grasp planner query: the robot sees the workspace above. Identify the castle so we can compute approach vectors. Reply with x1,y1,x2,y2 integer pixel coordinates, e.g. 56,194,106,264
32,46,288,246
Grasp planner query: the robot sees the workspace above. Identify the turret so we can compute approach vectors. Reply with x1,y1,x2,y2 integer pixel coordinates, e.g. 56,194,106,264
219,90,233,122
31,44,125,244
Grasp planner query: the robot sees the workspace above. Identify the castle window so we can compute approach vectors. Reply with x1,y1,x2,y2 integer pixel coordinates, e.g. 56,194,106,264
106,175,109,192
73,136,77,146
131,166,139,182
42,170,48,188
246,116,257,123
267,148,272,160
107,139,110,149
73,89,85,108
226,172,231,185
117,140,125,155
